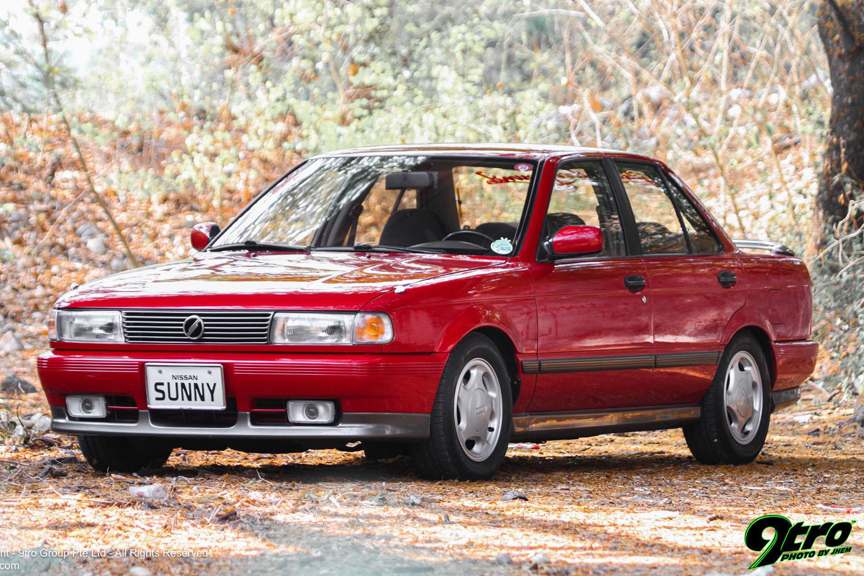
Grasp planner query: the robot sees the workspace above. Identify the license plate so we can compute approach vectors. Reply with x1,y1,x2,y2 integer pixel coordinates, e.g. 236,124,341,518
144,364,225,410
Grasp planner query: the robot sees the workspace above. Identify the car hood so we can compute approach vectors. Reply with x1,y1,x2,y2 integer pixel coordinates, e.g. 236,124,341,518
55,251,503,310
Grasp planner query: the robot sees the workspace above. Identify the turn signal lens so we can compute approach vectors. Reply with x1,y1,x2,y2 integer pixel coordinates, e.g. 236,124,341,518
48,309,58,341
353,313,393,344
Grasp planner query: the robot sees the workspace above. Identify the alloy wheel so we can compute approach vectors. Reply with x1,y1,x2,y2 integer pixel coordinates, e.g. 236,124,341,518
453,358,503,462
723,350,763,445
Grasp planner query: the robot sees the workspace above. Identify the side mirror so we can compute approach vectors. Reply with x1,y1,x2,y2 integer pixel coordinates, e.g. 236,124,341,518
190,222,221,251
547,225,603,259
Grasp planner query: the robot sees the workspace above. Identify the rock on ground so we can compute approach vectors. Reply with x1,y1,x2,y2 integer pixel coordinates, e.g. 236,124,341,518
0,331,24,353
1,374,37,394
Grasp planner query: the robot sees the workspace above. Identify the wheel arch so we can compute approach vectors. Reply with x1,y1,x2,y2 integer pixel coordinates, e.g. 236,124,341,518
729,325,777,387
721,305,778,387
466,326,522,404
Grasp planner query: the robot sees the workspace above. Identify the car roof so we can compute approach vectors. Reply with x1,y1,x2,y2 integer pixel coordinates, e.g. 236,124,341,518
313,143,658,162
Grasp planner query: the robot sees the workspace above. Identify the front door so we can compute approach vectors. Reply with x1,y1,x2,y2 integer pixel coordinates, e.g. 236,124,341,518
528,160,654,412
612,162,745,405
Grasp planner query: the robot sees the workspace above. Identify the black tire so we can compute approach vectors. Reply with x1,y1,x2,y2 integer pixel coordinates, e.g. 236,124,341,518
683,333,771,464
410,333,512,480
78,435,173,473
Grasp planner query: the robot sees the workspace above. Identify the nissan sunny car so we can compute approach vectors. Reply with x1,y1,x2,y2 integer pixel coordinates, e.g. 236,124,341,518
38,145,818,480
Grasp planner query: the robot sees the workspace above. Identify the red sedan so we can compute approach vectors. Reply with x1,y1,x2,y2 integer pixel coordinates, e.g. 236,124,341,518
37,145,818,480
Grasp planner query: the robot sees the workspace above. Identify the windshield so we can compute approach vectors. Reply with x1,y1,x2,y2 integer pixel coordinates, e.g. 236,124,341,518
211,155,537,256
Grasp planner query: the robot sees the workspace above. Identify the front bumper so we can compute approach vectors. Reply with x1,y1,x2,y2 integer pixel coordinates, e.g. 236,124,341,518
38,350,446,440
38,350,446,411
50,408,429,440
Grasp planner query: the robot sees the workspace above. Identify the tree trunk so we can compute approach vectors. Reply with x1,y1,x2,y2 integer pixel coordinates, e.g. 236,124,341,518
817,1,864,244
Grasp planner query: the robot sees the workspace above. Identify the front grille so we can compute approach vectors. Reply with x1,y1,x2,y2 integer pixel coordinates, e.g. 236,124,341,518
105,395,139,423
250,398,289,426
150,398,238,428
122,310,273,344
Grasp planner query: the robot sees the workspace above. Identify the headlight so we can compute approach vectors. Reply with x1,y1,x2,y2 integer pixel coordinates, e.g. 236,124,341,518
271,313,354,344
270,312,393,345
52,310,124,343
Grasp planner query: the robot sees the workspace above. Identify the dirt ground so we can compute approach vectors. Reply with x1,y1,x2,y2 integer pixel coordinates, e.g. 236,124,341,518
1,347,862,576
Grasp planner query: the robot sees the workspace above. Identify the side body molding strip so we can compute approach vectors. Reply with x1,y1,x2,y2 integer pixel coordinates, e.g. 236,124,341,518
541,355,654,373
655,351,721,368
521,351,721,374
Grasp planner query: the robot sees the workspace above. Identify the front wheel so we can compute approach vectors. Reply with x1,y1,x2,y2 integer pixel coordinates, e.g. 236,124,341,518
79,435,173,473
411,334,512,480
683,333,771,464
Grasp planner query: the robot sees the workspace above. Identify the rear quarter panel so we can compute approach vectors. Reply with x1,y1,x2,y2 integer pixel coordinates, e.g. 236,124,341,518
736,254,813,341
721,253,816,391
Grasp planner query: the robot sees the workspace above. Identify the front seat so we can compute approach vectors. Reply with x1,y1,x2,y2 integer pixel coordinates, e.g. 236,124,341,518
379,209,447,247
475,222,518,242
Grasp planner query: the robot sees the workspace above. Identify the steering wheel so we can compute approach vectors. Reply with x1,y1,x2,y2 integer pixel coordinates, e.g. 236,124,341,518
442,230,496,246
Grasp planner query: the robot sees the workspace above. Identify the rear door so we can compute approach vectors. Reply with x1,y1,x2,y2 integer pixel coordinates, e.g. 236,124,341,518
528,159,654,413
611,162,744,406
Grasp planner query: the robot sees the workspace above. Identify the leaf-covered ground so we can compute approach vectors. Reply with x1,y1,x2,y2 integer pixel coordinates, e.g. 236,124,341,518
0,112,860,576
1,348,861,576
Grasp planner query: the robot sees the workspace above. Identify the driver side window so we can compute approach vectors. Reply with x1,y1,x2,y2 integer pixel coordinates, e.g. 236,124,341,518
545,161,626,257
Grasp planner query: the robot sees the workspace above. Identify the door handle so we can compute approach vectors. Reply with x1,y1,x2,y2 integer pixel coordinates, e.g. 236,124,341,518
717,270,737,287
623,274,646,292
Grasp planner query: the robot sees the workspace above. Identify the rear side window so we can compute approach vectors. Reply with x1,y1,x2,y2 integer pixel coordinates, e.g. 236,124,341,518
616,163,688,255
545,161,626,257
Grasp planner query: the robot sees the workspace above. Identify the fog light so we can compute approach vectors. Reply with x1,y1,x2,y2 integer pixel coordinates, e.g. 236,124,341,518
66,395,107,419
287,401,335,425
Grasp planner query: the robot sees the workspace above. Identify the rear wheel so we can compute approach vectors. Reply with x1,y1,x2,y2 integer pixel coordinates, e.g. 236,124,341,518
683,334,771,464
78,435,173,473
411,334,512,480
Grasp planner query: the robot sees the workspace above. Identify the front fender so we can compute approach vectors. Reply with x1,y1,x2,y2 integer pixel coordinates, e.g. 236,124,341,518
363,264,537,355
432,303,534,354
363,264,538,414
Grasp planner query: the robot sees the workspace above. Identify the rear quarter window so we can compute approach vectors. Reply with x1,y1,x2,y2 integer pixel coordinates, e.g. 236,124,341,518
666,180,723,254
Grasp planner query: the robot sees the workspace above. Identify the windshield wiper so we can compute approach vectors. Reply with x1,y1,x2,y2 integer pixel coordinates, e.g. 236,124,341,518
209,240,310,252
353,243,414,253
313,243,444,254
